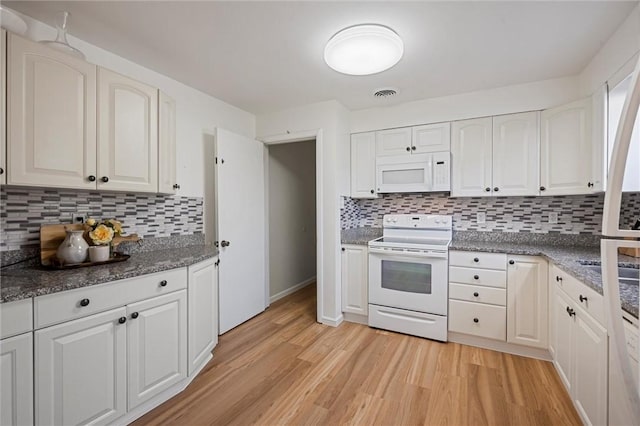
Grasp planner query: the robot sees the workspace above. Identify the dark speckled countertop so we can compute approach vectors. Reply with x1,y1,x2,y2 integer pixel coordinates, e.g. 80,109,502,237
341,227,639,318
1,245,218,303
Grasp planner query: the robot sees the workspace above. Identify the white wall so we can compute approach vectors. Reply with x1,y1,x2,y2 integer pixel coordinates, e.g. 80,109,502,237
9,8,256,199
268,141,316,300
350,76,580,133
257,100,350,326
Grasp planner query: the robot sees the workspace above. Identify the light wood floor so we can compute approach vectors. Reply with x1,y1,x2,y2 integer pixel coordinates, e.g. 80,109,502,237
134,284,581,426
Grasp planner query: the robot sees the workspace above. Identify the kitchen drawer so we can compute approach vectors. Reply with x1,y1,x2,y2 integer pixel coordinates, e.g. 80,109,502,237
449,266,506,288
0,298,33,339
449,251,506,270
449,283,506,306
34,268,187,329
552,265,606,326
449,299,506,341
368,304,447,342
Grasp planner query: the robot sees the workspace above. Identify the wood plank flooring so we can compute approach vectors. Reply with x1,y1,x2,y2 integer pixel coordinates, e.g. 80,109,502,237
134,284,581,425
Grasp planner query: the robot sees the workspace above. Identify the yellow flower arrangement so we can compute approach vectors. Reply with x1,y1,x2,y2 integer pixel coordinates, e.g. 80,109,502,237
85,218,124,246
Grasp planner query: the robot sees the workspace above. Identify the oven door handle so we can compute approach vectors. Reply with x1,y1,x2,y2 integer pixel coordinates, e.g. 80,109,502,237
368,246,449,259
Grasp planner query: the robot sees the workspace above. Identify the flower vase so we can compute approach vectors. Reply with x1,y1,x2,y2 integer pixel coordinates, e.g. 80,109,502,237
88,245,110,262
56,230,89,264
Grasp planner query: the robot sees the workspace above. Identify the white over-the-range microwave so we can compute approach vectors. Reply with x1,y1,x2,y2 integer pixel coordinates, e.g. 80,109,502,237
376,152,450,193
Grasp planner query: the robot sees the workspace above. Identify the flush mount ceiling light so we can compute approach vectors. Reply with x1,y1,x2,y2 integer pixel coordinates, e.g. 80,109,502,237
324,24,403,76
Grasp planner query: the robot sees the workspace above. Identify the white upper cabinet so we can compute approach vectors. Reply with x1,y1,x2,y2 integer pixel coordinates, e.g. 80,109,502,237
158,91,177,194
412,122,451,153
8,33,97,189
492,112,540,196
376,127,413,156
98,67,158,192
540,98,593,195
451,117,493,196
1,30,6,185
351,132,378,198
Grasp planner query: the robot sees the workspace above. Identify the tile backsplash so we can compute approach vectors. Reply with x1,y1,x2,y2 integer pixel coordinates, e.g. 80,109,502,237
341,192,640,235
0,187,203,251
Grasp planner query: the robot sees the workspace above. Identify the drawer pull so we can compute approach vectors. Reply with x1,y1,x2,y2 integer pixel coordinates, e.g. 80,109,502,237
160,280,168,287
79,298,90,307
473,257,479,263
556,276,562,282
131,312,139,319
509,260,515,265
118,316,127,324
579,295,588,303
566,307,576,317
473,275,479,280
473,318,479,323
473,292,479,297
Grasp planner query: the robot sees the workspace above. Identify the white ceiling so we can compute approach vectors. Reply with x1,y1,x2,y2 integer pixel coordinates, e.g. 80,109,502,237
6,1,638,114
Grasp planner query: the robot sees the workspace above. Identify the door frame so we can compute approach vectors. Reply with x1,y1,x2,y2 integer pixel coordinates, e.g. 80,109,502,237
262,129,324,324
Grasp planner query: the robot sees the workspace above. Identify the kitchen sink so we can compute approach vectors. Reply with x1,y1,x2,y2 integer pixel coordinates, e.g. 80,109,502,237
581,263,639,285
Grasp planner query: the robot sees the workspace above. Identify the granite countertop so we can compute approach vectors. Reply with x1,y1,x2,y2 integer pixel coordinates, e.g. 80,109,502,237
1,245,219,303
341,227,639,318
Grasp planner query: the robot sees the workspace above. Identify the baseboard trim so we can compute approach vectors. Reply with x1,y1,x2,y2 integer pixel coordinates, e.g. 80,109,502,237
269,276,316,303
448,332,552,361
321,314,344,327
343,312,368,325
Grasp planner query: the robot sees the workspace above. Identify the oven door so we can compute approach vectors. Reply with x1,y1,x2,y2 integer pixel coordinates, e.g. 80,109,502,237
368,247,448,315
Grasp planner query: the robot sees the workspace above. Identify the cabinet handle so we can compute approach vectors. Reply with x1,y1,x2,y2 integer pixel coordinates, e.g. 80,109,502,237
473,274,479,280
79,298,90,307
101,176,109,183
493,187,499,192
587,182,594,188
579,295,588,303
473,318,479,323
214,259,220,267
473,257,479,263
160,280,168,287
485,187,491,192
540,186,546,191
473,292,479,297
556,276,562,282
411,146,416,151
509,260,515,265
118,317,127,324
566,307,576,317
370,189,374,194
88,175,96,182
406,147,411,152
131,312,139,319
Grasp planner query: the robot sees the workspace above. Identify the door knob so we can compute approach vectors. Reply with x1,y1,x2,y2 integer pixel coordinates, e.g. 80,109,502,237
221,240,230,247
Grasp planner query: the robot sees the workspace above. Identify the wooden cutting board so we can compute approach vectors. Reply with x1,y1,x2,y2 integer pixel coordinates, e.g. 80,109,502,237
40,223,88,266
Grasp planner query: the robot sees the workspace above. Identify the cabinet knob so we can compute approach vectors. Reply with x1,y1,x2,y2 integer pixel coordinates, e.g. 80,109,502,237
101,176,109,183
131,312,139,319
411,146,416,151
473,292,479,297
88,175,96,182
159,280,168,287
473,274,479,280
579,295,588,303
341,247,345,251
587,182,594,188
493,187,499,192
473,318,479,323
556,276,562,282
118,317,127,324
473,257,479,263
509,260,515,265
485,187,491,192
370,189,374,194
406,147,411,152
0,167,3,175
540,186,546,191
79,298,90,307
566,306,576,317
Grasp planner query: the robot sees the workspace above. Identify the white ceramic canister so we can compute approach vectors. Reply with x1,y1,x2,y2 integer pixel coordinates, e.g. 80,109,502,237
88,245,110,262
56,230,89,264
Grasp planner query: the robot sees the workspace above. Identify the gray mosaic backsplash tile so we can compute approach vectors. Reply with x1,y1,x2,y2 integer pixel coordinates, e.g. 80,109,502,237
340,192,640,235
0,187,204,251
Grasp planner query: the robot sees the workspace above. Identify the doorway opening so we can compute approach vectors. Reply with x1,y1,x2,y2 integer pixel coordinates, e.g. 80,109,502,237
266,139,317,317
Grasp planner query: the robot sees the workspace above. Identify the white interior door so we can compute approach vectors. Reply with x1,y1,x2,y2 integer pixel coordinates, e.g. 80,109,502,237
215,128,266,334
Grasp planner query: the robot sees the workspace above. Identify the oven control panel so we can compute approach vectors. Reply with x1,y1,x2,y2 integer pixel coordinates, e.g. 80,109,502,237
383,214,452,229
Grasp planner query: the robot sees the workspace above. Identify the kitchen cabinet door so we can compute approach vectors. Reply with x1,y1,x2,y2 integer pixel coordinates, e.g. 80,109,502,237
553,288,573,392
1,332,33,426
350,132,378,198
573,305,608,426
376,127,412,157
540,98,593,196
97,67,158,192
158,91,177,194
188,258,218,376
412,122,450,153
8,33,97,190
492,112,540,196
127,290,187,410
506,256,548,349
1,30,6,185
341,245,368,316
35,307,127,426
451,117,493,197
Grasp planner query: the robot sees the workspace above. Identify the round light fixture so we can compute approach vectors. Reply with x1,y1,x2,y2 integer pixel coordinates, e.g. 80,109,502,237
324,24,403,76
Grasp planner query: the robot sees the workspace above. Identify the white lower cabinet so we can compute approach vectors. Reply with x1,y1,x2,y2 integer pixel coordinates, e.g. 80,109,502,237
127,290,187,410
341,245,368,317
188,258,219,375
35,307,127,426
1,332,34,426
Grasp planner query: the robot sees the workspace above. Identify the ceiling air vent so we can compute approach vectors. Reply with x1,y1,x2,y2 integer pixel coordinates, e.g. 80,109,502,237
374,88,397,98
